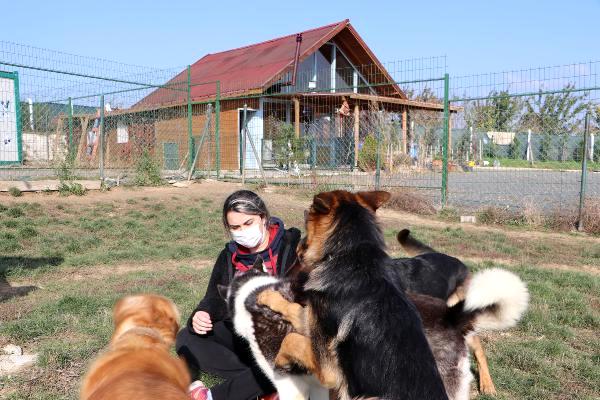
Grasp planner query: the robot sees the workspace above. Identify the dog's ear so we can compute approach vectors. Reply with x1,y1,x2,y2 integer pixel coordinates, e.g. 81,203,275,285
357,191,391,211
113,295,145,327
217,284,229,299
397,229,411,244
312,192,334,214
252,255,264,271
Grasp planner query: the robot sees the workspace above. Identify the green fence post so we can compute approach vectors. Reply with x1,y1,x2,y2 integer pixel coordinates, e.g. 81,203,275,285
99,95,105,181
187,65,193,171
215,80,221,178
68,97,73,159
375,127,381,189
441,73,450,207
13,71,23,164
577,112,590,232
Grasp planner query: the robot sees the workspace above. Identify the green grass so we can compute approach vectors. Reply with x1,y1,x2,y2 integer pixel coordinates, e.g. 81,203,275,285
0,264,213,400
384,225,600,267
1,191,598,399
0,199,225,276
482,157,600,171
466,263,599,399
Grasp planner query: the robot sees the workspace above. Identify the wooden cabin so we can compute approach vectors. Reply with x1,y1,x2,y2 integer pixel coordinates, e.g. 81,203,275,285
66,20,458,172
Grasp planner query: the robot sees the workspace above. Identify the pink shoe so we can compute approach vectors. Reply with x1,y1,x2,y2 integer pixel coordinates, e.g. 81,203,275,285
259,392,279,400
189,380,210,400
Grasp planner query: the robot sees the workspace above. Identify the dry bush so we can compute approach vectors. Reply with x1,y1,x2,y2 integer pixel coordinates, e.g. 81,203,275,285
384,189,436,215
469,200,599,235
389,153,412,169
523,200,545,227
524,199,600,235
476,206,525,226
545,210,577,232
580,198,600,235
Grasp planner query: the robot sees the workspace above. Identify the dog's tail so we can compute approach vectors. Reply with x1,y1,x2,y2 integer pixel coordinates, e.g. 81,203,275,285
459,268,529,332
396,229,436,256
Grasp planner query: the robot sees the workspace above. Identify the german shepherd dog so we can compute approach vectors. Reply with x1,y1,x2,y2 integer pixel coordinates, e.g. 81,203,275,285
80,294,190,400
261,190,450,400
219,257,329,400
392,229,496,395
258,190,529,400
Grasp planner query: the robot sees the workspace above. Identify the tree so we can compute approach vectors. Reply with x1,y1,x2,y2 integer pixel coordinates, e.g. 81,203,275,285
361,102,401,171
464,90,522,133
357,133,378,171
520,84,589,161
406,87,443,160
455,131,471,162
594,105,600,131
484,140,499,159
508,135,523,159
271,122,305,170
538,133,553,161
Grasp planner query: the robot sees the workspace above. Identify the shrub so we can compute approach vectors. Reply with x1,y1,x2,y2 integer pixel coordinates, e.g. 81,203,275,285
476,206,525,226
484,140,499,159
438,207,460,222
271,123,305,170
391,153,412,168
508,135,523,159
579,199,600,235
8,187,22,197
358,134,378,171
384,189,436,215
134,150,162,186
7,207,24,218
59,182,86,196
539,134,553,161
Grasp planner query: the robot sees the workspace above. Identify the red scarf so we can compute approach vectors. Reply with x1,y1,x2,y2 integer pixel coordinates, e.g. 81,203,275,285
231,223,281,276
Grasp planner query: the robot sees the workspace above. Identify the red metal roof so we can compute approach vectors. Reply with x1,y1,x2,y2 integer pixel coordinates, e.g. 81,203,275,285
137,20,398,107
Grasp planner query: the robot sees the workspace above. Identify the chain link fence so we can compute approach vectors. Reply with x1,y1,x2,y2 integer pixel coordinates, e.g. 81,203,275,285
1,41,598,226
449,63,599,218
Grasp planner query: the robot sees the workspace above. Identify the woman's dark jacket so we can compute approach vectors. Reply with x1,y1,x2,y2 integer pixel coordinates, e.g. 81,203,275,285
186,225,301,332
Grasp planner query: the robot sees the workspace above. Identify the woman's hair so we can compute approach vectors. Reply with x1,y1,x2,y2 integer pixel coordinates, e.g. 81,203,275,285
222,190,270,230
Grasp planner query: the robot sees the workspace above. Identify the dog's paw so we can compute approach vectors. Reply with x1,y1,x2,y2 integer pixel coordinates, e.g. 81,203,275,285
479,378,497,396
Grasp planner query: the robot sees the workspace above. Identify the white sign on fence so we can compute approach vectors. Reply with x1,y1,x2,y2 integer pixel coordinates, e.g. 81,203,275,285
117,121,129,144
0,76,19,162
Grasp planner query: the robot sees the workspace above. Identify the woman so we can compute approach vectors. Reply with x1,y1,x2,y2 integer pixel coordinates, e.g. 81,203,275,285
176,190,301,400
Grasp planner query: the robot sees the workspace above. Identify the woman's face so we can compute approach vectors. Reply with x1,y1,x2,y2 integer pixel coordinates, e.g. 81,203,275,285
226,211,264,233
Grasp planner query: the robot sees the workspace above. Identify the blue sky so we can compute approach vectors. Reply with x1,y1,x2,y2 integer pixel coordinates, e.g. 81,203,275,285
3,0,600,76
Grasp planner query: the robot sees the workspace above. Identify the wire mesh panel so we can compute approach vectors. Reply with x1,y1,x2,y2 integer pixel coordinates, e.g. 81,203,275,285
1,39,598,221
449,62,600,213
213,55,449,208
0,41,184,180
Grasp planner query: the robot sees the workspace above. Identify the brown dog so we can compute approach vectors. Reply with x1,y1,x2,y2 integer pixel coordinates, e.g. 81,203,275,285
261,190,450,400
80,294,190,400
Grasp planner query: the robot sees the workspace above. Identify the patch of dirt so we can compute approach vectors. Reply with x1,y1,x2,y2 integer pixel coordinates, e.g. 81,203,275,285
377,208,600,245
0,179,240,206
6,259,212,286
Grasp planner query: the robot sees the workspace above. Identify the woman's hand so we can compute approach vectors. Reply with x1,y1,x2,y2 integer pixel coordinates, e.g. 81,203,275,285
192,311,213,335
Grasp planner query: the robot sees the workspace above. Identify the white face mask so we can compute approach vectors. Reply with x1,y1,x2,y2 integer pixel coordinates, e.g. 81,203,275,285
230,222,265,249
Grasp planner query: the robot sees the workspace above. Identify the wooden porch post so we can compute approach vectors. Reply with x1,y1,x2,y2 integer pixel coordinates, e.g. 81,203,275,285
77,116,90,163
354,103,360,167
294,97,300,138
402,108,407,154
